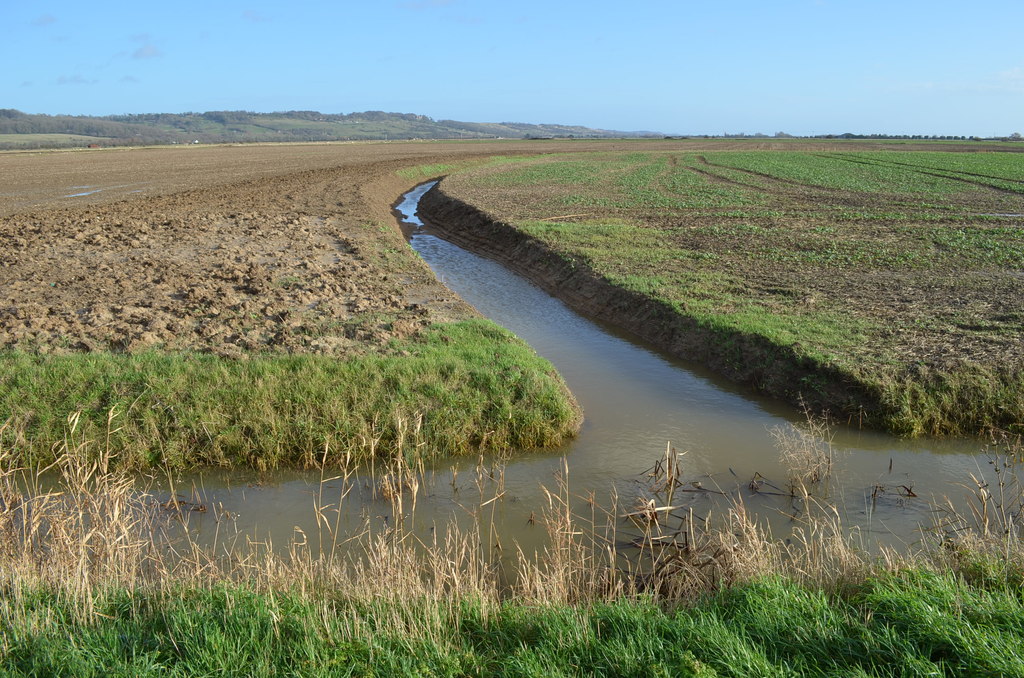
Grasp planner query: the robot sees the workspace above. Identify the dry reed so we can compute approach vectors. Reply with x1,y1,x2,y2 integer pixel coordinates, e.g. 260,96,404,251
0,408,1020,629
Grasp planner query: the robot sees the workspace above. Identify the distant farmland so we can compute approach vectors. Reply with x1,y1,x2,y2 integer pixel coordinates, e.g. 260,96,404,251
0,133,117,148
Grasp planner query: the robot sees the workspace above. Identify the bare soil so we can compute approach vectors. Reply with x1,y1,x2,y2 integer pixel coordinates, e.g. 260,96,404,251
0,142,487,356
1,140,734,357
2,137,1014,373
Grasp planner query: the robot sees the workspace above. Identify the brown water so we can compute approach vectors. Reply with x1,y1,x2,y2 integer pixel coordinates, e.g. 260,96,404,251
164,181,1000,555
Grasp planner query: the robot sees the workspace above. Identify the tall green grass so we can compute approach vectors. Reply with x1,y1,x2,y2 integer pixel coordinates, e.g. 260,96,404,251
0,319,581,469
3,571,1022,676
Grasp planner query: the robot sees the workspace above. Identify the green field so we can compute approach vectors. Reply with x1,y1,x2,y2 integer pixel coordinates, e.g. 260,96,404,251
440,149,1024,435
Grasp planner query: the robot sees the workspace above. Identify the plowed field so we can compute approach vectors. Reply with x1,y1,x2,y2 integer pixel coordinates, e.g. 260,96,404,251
0,140,601,467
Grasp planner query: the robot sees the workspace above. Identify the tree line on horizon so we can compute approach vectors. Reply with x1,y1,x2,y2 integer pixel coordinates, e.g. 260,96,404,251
1,109,1019,150
0,109,657,149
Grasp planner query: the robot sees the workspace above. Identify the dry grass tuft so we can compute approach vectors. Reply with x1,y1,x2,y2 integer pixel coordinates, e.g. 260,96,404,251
770,407,837,494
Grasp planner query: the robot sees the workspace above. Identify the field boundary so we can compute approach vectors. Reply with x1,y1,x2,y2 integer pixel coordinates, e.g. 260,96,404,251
419,181,881,425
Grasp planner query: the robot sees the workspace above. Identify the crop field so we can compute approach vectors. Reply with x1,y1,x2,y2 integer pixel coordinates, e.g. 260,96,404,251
3,139,1024,675
438,149,1024,435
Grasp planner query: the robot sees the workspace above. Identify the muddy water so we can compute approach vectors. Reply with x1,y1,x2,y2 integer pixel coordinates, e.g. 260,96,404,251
170,182,997,554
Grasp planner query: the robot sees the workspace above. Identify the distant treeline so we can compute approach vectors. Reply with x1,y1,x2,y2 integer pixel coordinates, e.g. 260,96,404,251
0,109,657,149
5,109,1015,150
0,109,166,143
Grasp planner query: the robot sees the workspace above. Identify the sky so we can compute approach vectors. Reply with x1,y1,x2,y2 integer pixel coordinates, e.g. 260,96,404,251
5,0,1023,137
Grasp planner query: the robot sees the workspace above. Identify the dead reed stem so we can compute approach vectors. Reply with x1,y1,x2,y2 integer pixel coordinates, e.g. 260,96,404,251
1,410,1022,625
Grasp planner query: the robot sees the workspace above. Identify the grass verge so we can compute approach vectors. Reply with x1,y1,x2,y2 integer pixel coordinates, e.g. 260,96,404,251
3,570,1023,677
0,417,1022,676
0,319,581,470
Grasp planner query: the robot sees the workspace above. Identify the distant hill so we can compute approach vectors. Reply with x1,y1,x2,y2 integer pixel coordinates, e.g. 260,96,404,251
0,109,660,149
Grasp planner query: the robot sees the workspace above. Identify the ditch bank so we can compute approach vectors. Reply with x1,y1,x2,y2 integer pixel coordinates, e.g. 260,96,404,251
419,181,887,430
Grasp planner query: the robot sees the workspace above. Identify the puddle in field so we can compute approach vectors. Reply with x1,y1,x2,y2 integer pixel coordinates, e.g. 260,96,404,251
160,181,1002,558
64,187,103,198
62,182,151,199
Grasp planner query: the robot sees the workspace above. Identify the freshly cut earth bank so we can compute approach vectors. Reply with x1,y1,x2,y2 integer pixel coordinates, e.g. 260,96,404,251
0,141,594,468
421,149,1024,436
419,184,879,420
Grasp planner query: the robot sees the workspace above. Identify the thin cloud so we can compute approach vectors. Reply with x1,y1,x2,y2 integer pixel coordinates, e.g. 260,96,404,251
132,43,163,59
998,66,1024,89
242,9,269,22
21,81,33,87
32,14,57,27
128,34,163,60
882,67,1024,97
57,74,95,85
958,68,1022,94
398,0,480,24
121,75,141,83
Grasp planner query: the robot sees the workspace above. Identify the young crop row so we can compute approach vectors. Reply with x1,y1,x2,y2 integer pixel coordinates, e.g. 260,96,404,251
704,151,981,196
689,222,1024,270
499,153,768,210
850,150,1024,181
843,151,1024,195
477,150,1021,216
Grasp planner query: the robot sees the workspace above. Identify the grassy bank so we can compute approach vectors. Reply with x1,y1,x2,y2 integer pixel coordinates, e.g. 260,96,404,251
1,428,1023,676
437,149,1024,435
0,319,580,470
4,570,1023,677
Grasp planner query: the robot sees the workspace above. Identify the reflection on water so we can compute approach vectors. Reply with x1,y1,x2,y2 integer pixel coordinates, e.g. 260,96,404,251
164,181,998,555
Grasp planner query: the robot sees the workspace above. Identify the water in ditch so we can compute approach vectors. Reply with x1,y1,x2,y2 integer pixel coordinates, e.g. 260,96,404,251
166,181,1001,556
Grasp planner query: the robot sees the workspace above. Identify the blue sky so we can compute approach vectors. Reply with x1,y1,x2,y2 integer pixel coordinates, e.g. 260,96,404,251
5,0,1023,136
